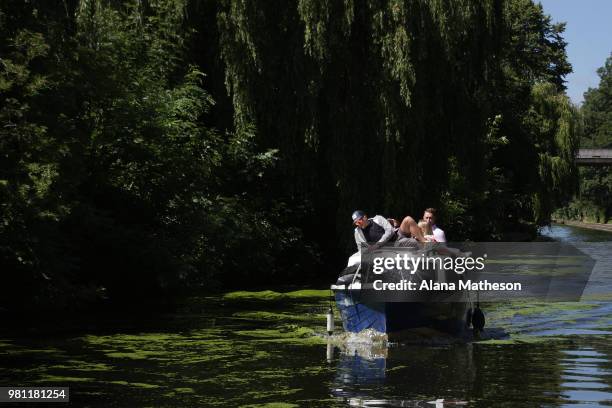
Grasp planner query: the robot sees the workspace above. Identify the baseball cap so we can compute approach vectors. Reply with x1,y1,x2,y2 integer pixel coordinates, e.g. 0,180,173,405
351,210,366,223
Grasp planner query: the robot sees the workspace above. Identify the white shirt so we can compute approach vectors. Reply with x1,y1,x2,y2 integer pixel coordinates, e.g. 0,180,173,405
432,225,446,242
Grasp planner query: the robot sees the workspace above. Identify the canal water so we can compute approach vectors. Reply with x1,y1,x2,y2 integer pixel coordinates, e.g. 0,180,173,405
1,224,611,407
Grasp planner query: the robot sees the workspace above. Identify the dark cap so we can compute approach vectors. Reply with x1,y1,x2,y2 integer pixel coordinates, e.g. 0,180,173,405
351,210,366,223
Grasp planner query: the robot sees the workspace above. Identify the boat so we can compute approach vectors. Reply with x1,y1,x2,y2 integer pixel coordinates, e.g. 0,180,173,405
331,245,474,340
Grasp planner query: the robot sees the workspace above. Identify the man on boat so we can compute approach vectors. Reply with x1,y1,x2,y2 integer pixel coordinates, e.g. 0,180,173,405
423,207,446,242
352,210,426,252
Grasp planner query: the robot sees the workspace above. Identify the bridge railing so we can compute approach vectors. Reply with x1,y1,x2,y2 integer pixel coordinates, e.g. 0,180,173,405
576,149,612,165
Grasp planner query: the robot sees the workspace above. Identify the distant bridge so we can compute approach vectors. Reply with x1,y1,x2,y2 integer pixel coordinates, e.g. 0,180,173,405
576,149,612,166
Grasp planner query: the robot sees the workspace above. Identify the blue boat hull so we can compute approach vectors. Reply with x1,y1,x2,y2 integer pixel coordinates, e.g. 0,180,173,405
334,290,469,336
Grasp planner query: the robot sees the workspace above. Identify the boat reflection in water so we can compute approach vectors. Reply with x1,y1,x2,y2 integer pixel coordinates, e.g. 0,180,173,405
327,334,612,407
329,336,472,407
331,338,388,393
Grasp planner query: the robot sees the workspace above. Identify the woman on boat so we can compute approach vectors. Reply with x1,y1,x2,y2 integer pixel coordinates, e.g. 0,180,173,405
418,219,435,241
418,219,468,257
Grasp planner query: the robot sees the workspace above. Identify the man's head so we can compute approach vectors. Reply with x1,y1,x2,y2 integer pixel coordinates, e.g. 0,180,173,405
423,207,437,226
352,210,368,228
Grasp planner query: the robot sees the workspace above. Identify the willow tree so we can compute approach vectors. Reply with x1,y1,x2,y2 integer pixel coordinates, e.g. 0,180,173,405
450,0,577,236
215,0,504,251
527,83,580,224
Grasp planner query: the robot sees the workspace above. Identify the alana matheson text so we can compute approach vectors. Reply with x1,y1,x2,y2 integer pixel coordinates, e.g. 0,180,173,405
372,279,521,291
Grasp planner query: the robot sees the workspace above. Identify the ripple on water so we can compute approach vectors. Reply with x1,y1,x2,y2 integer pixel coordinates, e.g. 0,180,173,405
562,349,606,357
558,345,612,407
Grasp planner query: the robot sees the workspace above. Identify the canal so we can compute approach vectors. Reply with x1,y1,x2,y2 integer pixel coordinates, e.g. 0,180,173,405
1,224,611,407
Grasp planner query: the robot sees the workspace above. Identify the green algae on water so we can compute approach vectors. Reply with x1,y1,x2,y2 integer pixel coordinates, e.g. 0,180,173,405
284,289,329,298
581,293,612,302
243,387,302,399
240,403,299,408
234,325,315,338
82,330,236,365
224,290,285,301
477,334,568,345
248,369,293,380
108,380,160,389
36,375,96,383
199,373,250,386
48,360,113,372
223,289,329,301
487,301,597,321
130,382,160,389
105,351,156,360
233,325,326,345
232,311,323,323
5,347,65,356
174,387,195,394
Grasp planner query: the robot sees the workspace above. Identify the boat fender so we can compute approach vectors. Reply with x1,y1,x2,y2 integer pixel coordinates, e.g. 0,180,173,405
472,303,485,339
326,306,335,335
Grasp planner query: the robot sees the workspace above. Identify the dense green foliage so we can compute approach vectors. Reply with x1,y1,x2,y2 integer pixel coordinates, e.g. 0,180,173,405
0,0,316,312
582,54,612,149
211,0,577,243
1,0,580,312
556,54,612,223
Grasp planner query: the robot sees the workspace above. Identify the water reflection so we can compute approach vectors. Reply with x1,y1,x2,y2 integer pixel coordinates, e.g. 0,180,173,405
328,337,612,407
560,347,612,406
329,340,474,407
